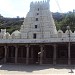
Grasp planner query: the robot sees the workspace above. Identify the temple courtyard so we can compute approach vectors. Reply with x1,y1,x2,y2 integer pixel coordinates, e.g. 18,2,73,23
0,64,74,75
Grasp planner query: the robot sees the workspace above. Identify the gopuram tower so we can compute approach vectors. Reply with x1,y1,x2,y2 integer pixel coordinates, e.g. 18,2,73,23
20,0,57,39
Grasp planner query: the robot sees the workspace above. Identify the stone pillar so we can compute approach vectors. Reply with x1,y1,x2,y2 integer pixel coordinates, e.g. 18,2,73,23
53,44,56,65
40,45,43,65
68,42,71,65
31,47,33,64
43,46,46,60
26,44,29,65
11,46,13,57
21,46,24,58
4,46,7,63
15,45,18,64
31,47,33,58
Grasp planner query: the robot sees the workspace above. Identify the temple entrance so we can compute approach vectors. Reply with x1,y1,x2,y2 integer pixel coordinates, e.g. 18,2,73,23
31,45,40,64
43,45,53,64
0,46,5,63
7,46,15,63
56,44,68,64
71,44,75,64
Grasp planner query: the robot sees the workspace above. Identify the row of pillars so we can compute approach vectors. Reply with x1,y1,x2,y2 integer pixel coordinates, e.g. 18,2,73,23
4,43,71,65
53,43,71,65
4,45,30,64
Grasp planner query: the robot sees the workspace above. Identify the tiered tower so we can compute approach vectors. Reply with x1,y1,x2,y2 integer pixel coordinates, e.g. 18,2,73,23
20,0,57,39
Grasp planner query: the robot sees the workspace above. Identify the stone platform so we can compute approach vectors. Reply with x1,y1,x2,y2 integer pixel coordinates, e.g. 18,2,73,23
0,64,75,75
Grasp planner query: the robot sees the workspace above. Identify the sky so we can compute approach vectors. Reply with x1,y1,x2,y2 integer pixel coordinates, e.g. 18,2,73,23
0,0,75,18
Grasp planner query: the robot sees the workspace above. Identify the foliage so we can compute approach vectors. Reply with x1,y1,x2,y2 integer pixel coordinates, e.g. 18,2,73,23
53,12,75,32
0,17,24,34
0,12,75,33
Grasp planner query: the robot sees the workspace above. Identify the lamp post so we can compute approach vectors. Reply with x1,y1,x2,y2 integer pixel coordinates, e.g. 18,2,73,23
67,26,71,65
67,26,74,73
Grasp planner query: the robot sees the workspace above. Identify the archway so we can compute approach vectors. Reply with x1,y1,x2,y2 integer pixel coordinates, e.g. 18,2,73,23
30,45,40,64
43,45,53,64
56,44,68,64
17,46,26,63
71,44,75,64
7,46,15,63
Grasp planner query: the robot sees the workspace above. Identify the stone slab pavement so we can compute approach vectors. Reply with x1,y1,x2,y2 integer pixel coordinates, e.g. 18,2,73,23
0,64,75,75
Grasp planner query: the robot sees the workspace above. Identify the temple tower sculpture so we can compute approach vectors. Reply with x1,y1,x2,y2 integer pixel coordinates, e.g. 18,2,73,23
20,0,57,39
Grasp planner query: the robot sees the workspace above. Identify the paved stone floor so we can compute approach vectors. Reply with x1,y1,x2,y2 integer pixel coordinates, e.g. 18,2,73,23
0,64,75,75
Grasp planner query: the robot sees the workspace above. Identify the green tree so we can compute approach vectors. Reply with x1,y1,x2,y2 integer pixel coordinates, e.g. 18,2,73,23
58,13,75,32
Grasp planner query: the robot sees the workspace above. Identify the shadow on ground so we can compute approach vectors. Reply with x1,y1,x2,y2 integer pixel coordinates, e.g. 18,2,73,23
0,64,74,73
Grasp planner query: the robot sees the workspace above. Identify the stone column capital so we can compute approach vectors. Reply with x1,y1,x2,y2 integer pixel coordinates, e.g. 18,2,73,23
26,44,30,47
40,44,44,47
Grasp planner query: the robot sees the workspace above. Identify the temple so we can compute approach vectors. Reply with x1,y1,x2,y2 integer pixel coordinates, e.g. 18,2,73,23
0,0,75,65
